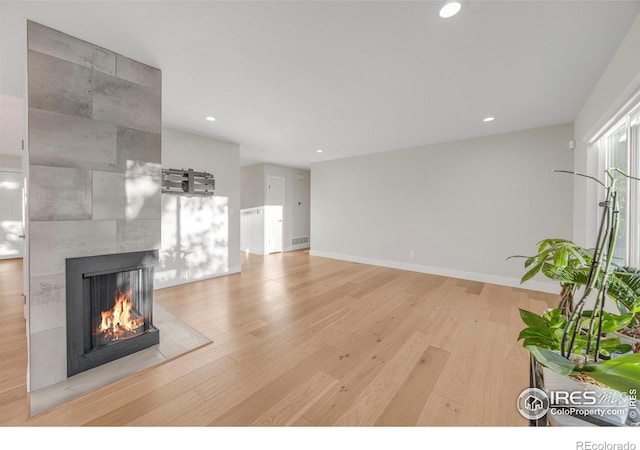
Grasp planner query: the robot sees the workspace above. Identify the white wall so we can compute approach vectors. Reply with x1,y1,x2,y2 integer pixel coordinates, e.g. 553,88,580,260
0,94,24,162
240,163,311,254
240,206,265,255
240,163,264,209
0,170,23,259
157,127,241,288
573,14,640,248
241,164,266,254
263,164,310,251
311,123,574,292
0,94,24,258
0,155,23,259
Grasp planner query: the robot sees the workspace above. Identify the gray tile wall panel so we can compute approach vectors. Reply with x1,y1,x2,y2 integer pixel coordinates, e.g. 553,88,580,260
29,220,117,278
117,219,161,253
28,50,92,118
92,71,161,134
93,171,126,220
116,54,161,91
29,327,66,391
29,108,117,171
117,127,161,171
29,165,92,221
27,21,116,75
29,274,66,335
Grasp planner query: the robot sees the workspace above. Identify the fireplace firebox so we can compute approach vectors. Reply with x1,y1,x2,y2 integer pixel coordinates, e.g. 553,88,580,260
66,250,160,377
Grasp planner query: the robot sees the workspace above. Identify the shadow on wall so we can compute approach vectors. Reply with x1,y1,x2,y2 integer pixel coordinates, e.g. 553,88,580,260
156,193,229,288
125,159,161,220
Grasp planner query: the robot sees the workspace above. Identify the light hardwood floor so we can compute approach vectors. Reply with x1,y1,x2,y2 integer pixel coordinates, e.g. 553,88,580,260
0,251,557,426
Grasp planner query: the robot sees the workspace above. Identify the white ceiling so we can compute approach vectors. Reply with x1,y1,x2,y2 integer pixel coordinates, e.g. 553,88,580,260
1,1,639,168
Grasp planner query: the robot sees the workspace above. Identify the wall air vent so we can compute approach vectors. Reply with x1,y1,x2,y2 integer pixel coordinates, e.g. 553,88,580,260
291,236,309,246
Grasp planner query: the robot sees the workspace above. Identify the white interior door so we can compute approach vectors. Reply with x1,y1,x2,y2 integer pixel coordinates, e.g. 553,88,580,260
266,175,284,254
0,170,24,259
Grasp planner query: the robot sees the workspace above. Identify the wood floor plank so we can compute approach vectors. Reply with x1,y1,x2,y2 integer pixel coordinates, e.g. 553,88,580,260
83,354,236,426
430,308,492,405
248,282,358,338
0,252,552,426
333,330,431,426
374,345,450,426
251,370,339,426
416,392,465,426
24,350,236,427
291,415,314,426
486,284,513,326
349,270,402,299
458,321,515,426
301,309,433,426
127,389,206,426
209,345,340,426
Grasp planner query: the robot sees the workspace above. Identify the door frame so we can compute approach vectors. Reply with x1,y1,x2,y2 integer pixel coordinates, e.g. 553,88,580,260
265,175,285,254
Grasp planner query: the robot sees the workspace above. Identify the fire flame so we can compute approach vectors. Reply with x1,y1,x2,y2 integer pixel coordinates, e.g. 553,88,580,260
97,289,144,341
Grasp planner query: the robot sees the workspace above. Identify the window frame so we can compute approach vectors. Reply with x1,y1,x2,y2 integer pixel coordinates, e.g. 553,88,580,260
598,102,640,267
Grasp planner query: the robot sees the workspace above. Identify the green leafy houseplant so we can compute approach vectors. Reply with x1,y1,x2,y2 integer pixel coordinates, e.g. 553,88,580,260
517,307,635,358
512,168,640,393
511,238,640,336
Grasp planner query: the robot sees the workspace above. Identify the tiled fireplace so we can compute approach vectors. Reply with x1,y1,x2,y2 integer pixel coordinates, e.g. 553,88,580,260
27,21,162,391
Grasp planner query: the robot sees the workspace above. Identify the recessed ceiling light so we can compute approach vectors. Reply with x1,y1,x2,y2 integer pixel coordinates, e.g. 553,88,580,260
439,1,462,19
205,116,216,122
316,149,323,153
483,116,495,122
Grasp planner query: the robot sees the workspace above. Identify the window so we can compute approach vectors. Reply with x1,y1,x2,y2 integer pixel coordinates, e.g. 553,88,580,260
598,103,640,266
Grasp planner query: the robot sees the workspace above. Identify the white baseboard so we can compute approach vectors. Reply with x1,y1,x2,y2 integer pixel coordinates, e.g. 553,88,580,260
308,250,558,294
155,265,242,290
241,247,268,256
284,244,310,253
241,246,309,255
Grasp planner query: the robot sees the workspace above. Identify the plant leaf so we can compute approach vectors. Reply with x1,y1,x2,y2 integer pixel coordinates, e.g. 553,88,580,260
518,328,556,341
522,337,559,349
607,268,640,312
598,338,631,356
519,309,548,329
582,352,640,392
543,308,567,329
599,312,635,333
526,345,576,376
566,246,589,266
521,262,544,283
554,247,568,269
